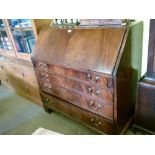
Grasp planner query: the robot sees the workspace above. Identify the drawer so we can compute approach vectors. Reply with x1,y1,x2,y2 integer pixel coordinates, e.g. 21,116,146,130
40,92,114,134
4,62,42,106
48,64,110,88
81,110,114,134
33,59,113,89
7,72,42,105
39,80,113,119
36,71,113,103
9,63,39,87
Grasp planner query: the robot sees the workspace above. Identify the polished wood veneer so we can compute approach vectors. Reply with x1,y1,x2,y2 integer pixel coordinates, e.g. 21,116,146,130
32,28,126,75
35,70,113,103
33,60,111,88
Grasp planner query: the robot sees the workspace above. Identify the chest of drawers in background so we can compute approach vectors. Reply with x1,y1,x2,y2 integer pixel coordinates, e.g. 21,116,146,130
0,56,42,107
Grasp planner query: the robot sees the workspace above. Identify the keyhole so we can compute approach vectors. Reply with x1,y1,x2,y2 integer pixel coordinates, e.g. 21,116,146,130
25,87,29,93
1,65,3,69
22,72,25,77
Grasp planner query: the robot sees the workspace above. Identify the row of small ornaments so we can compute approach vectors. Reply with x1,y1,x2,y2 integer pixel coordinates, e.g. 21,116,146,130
53,19,80,25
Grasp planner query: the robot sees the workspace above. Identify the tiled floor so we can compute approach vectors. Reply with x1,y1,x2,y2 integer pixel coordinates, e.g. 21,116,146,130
0,84,149,135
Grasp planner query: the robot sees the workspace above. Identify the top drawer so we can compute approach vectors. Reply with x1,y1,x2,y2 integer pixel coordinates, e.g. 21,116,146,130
32,59,113,89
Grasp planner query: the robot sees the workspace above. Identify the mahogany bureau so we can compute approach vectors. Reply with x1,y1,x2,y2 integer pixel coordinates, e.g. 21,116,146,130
31,21,143,134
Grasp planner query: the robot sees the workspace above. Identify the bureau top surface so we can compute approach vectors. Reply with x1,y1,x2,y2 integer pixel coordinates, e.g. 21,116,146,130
32,27,127,75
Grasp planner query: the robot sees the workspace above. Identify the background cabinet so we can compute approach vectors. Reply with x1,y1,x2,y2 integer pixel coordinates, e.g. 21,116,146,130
0,19,52,107
135,19,155,133
146,20,155,78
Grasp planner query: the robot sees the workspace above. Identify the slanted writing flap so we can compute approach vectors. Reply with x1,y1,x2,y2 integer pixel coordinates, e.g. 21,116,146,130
32,27,127,75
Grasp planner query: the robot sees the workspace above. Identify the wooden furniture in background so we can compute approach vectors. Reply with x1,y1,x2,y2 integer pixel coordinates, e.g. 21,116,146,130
1,19,36,59
0,19,15,57
33,19,52,35
0,19,52,106
32,21,143,134
135,19,155,133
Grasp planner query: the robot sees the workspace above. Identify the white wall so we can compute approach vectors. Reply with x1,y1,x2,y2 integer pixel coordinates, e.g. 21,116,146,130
141,19,150,76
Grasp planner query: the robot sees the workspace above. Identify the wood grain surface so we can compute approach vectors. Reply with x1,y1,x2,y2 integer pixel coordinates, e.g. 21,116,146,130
32,27,126,74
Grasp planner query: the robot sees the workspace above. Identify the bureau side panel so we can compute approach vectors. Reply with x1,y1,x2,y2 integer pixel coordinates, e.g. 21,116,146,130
116,21,143,131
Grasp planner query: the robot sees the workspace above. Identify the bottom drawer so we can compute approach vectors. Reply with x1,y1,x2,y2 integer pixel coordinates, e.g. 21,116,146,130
40,91,115,134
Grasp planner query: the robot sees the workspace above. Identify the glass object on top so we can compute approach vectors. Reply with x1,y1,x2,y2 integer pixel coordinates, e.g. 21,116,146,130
8,19,32,28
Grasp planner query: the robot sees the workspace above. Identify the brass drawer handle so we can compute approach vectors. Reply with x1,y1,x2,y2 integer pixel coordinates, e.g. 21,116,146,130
45,97,53,104
38,63,47,68
38,63,43,66
43,64,47,68
46,98,49,102
93,121,102,127
89,101,102,111
91,118,95,122
41,73,49,79
0,65,3,69
44,84,52,90
98,121,102,125
87,74,100,83
25,87,29,93
90,118,102,127
22,72,25,77
88,87,100,96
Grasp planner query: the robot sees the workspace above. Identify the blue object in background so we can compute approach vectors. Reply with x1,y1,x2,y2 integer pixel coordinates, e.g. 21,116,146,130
9,19,32,28
0,20,4,28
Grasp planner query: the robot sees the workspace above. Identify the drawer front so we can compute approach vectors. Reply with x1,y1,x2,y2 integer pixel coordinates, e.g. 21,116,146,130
35,71,113,103
41,92,114,134
9,63,39,86
33,59,113,89
38,80,113,119
8,65,42,105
